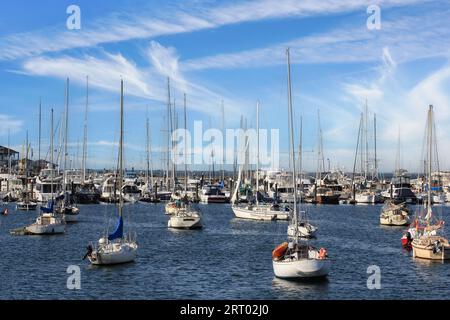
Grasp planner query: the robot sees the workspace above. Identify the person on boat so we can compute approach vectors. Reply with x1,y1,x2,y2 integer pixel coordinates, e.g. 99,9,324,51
1,207,8,215
319,248,327,259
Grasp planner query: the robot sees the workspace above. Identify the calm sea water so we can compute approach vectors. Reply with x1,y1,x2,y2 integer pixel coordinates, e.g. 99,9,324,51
0,202,449,300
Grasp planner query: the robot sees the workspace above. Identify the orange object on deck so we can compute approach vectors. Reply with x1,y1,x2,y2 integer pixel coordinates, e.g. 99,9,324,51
319,248,327,259
272,242,288,259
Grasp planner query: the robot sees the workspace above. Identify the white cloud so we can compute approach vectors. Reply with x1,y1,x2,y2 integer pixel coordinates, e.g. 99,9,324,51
18,42,246,121
182,7,449,71
0,0,425,61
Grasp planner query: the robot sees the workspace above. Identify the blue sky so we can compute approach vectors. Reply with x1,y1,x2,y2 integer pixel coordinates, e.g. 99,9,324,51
1,0,450,172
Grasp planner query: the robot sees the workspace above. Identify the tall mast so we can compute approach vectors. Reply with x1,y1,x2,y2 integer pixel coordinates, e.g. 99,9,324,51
299,115,303,184
373,113,378,180
119,79,124,214
184,94,188,193
146,117,150,187
364,99,368,181
63,78,69,194
221,99,225,182
82,76,89,183
256,100,260,207
38,100,42,164
286,48,298,231
427,105,433,217
172,99,176,187
166,78,171,190
50,108,54,200
7,129,10,192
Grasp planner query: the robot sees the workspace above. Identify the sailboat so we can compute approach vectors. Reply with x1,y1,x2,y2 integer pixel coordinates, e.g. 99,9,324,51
168,94,203,230
84,79,137,265
26,109,66,235
272,49,330,279
55,78,80,222
411,105,450,260
231,101,289,221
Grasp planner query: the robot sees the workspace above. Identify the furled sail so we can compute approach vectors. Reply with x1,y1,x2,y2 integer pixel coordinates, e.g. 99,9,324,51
108,216,123,241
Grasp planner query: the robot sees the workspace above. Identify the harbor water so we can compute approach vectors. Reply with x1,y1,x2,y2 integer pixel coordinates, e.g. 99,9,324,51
0,203,449,300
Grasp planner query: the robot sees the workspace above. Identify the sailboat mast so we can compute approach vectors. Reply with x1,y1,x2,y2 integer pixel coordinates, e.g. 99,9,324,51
365,99,369,181
119,79,124,214
299,115,303,202
166,77,171,190
374,113,377,180
221,100,225,182
146,117,150,187
286,48,298,229
184,93,188,194
427,105,433,214
38,100,41,165
63,78,69,194
7,129,10,192
82,76,89,183
50,108,54,200
256,100,260,207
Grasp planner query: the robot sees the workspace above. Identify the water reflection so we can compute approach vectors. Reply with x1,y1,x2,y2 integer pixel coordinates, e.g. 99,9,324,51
272,277,330,299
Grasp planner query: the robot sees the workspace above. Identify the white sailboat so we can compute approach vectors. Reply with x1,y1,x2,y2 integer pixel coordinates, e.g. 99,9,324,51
168,93,203,230
26,109,66,235
272,49,330,279
232,101,289,221
85,79,137,265
411,105,450,260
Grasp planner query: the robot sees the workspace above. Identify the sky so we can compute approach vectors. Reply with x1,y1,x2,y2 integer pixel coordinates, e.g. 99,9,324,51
0,0,450,173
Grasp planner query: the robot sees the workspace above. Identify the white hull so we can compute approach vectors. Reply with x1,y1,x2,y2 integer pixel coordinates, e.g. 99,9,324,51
168,212,202,229
380,214,409,226
412,236,450,260
355,194,376,204
89,242,137,265
273,258,330,279
232,205,289,221
123,193,140,203
16,202,38,211
200,195,228,203
26,223,65,235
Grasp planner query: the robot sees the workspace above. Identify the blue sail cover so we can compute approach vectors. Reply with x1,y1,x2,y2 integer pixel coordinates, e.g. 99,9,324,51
108,216,124,241
40,201,54,213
